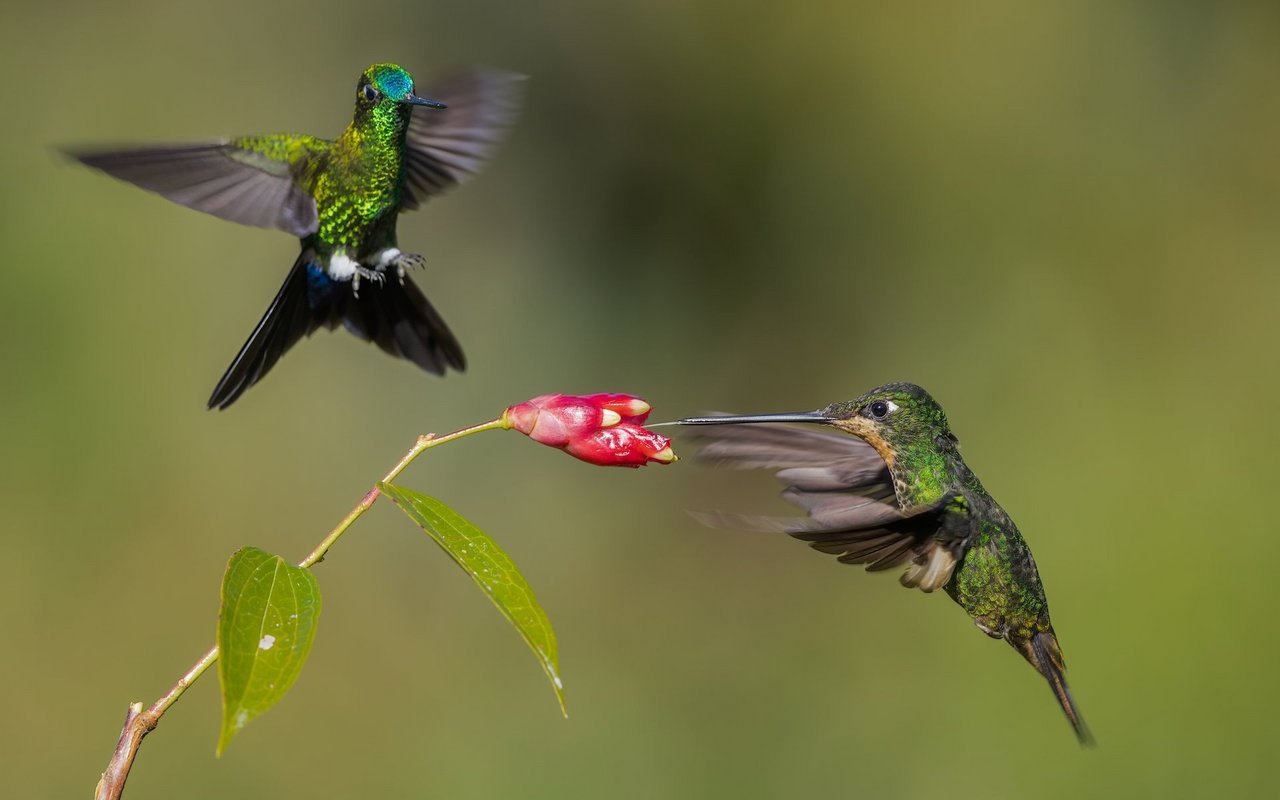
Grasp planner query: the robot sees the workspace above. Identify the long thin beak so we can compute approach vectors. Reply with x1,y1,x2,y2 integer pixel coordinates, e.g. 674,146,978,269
676,410,833,426
404,93,447,109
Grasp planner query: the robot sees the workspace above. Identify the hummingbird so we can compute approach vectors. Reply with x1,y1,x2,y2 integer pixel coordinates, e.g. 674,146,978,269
69,63,524,409
678,382,1092,744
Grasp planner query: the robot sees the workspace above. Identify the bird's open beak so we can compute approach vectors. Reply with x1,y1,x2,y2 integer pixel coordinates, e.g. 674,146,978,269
404,93,447,109
676,410,833,426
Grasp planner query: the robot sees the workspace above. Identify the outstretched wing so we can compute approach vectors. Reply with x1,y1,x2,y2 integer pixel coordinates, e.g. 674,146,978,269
688,422,971,592
68,137,324,237
400,68,526,211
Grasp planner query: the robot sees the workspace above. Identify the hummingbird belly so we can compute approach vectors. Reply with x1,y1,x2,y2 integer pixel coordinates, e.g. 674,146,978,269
312,194,401,282
326,252,363,281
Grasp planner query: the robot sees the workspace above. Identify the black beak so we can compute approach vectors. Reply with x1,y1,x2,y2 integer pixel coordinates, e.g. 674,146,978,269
404,93,447,109
676,410,833,426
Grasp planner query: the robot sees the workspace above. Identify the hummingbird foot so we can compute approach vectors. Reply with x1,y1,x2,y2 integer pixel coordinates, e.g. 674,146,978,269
371,247,426,286
393,252,427,284
350,266,385,298
391,251,427,271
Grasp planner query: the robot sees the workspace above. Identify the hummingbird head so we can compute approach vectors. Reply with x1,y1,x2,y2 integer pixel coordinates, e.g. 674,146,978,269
818,383,958,470
354,63,447,121
677,382,959,498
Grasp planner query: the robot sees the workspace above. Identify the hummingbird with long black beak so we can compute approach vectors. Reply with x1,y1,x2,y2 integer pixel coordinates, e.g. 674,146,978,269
678,382,1092,744
70,63,524,409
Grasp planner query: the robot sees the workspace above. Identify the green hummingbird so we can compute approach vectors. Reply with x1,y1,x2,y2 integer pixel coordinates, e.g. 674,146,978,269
69,63,524,409
678,382,1092,744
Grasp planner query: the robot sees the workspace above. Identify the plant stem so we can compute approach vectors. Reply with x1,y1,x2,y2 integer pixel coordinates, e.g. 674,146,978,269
94,418,507,800
299,418,505,569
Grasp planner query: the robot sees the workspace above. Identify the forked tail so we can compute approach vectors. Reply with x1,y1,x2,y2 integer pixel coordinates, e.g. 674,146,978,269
207,250,464,409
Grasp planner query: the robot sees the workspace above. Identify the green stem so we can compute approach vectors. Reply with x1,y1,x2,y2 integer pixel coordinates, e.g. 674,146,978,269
95,417,508,800
299,418,505,569
149,644,220,719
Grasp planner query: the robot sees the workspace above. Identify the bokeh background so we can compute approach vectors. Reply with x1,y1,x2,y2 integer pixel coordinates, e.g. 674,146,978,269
3,1,1278,797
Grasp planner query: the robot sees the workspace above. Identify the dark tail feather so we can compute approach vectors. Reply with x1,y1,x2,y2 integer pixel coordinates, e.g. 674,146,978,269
207,255,465,410
207,251,317,410
1018,631,1095,746
341,274,465,375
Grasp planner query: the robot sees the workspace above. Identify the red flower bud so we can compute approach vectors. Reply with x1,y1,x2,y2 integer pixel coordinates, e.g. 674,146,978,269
565,423,676,467
502,393,676,468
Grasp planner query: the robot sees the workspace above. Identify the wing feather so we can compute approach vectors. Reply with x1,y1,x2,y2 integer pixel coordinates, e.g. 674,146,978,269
400,69,526,210
688,420,881,470
68,140,320,237
688,420,970,593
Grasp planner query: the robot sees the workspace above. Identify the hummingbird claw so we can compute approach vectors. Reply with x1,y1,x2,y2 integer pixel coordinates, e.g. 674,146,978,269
398,252,427,270
389,252,425,285
351,265,385,298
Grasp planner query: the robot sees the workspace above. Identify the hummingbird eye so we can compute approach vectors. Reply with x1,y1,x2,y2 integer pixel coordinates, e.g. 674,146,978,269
361,84,380,103
867,400,899,420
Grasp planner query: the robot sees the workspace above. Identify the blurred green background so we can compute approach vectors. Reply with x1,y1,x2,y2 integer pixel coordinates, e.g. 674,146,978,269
3,1,1278,797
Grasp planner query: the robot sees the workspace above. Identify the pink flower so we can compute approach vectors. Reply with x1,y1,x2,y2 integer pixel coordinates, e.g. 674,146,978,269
502,393,677,467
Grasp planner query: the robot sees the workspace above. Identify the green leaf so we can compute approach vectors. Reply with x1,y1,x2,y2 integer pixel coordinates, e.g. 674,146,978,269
216,547,321,755
378,482,566,715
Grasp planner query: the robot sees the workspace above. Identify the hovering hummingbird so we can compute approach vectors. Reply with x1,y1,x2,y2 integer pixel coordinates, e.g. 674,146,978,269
678,382,1092,744
70,63,524,409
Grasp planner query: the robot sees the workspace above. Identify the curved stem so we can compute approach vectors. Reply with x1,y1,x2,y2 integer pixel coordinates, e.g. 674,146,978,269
95,417,506,800
299,418,505,569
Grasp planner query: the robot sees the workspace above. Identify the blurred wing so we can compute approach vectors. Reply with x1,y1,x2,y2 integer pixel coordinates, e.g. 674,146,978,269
69,139,320,237
401,68,526,210
688,422,969,592
690,419,888,489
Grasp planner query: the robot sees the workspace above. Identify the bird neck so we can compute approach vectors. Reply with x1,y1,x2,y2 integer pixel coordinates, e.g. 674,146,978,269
339,103,411,161
887,439,965,510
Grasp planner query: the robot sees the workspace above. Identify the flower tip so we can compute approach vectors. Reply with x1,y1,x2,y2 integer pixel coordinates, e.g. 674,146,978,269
586,393,652,422
600,409,622,427
651,446,678,464
617,398,652,418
